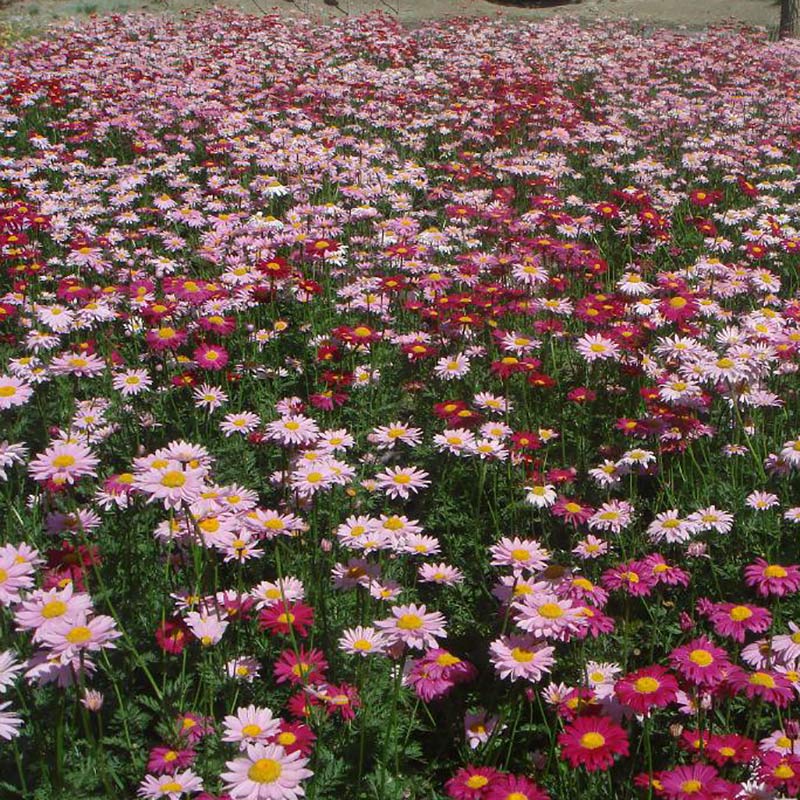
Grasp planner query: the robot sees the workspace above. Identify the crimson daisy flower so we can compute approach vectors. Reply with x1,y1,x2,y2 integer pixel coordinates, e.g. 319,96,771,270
273,647,327,686
659,763,740,799
258,601,314,638
615,665,678,714
558,715,629,771
147,745,196,775
669,637,730,688
445,765,500,799
486,774,549,800
155,619,192,654
744,558,800,597
704,733,755,766
267,720,316,757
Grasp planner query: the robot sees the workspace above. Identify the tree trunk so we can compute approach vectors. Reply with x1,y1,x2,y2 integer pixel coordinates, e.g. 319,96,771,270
780,0,799,38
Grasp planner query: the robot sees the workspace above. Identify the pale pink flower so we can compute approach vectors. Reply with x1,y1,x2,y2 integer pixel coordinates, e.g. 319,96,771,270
375,603,447,650
374,466,430,499
221,742,312,800
223,705,281,749
28,441,99,485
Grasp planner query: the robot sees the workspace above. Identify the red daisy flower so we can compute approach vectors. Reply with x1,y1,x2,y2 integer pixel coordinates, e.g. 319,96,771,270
258,601,314,638
267,720,316,756
445,766,500,799
615,665,678,715
558,715,629,772
486,774,549,800
273,647,327,686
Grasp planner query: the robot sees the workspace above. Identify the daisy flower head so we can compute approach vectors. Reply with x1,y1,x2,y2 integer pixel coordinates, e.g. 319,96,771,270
524,483,557,508
193,384,228,412
489,634,555,683
445,765,501,799
558,715,629,771
223,705,281,749
374,465,430,500
112,369,152,397
375,603,447,651
744,558,800,597
0,375,33,410
134,462,205,510
0,702,22,741
338,626,387,657
490,537,549,574
221,741,312,800
370,422,423,450
221,412,261,437
28,440,99,486
265,415,319,447
575,333,620,362
138,769,204,799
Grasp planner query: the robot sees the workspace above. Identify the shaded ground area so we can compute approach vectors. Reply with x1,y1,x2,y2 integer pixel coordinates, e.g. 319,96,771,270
0,0,782,34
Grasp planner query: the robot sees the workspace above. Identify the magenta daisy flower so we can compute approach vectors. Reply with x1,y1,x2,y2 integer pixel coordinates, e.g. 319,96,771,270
670,637,731,688
221,742,312,800
193,343,229,370
486,774,549,800
744,558,800,597
708,602,772,642
445,765,500,799
659,763,739,799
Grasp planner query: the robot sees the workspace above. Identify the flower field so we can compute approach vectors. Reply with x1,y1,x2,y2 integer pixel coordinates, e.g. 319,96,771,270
1,9,800,799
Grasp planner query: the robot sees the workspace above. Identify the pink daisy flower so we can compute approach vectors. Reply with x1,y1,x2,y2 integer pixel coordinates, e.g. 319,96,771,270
223,705,281,749
374,465,431,500
375,603,447,650
221,742,312,800
28,441,99,485
137,769,204,799
489,634,555,682
0,375,33,410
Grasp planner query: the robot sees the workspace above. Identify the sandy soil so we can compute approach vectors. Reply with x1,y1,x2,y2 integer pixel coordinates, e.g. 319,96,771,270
0,0,782,32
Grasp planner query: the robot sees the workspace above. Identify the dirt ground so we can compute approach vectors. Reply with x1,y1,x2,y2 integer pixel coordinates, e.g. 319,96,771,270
0,0,783,33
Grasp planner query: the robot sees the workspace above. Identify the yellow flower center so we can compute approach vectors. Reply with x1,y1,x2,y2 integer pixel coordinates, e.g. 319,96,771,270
0,386,17,397
680,780,702,793
247,758,282,784
352,639,373,651
161,782,183,792
161,471,186,488
511,647,534,663
749,672,776,688
579,732,606,750
397,614,423,630
538,603,564,619
242,724,262,737
729,605,752,622
66,625,92,644
52,454,76,469
278,731,297,746
510,548,530,561
41,599,67,618
633,676,660,694
764,565,788,578
465,775,489,789
688,649,713,667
